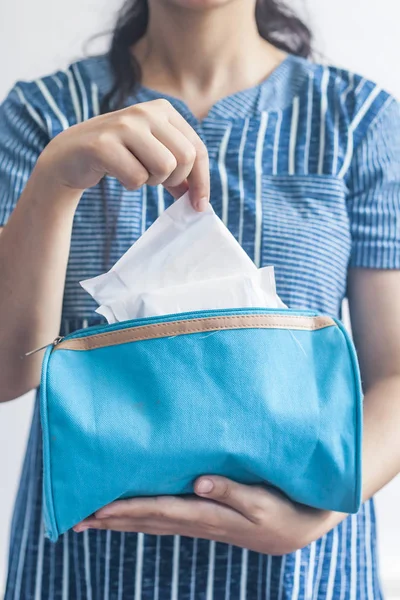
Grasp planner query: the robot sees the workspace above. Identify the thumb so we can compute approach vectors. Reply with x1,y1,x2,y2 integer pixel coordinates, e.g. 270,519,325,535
194,476,257,516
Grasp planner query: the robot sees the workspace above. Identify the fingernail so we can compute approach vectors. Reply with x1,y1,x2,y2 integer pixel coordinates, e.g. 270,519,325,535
198,197,209,211
73,524,90,533
193,197,208,212
196,478,214,494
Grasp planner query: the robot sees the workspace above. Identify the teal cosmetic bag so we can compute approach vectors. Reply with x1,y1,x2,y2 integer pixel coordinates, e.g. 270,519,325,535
40,307,363,542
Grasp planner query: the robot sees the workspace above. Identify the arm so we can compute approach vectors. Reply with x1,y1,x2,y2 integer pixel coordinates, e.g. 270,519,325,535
0,97,209,402
348,268,400,500
0,176,81,402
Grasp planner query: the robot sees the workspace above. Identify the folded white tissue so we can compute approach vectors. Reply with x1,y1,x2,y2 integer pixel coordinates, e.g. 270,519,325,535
81,192,285,323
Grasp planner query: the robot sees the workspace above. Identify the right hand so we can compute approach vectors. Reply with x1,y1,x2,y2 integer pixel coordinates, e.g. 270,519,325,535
36,99,210,211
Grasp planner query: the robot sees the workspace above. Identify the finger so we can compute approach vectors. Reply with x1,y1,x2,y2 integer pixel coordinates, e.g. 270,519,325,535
97,142,149,191
186,148,210,211
94,494,246,536
167,112,210,210
95,495,203,522
74,517,170,534
195,476,268,522
75,516,203,537
121,129,178,186
149,121,193,199
151,123,196,189
79,514,213,535
75,504,242,540
164,180,189,200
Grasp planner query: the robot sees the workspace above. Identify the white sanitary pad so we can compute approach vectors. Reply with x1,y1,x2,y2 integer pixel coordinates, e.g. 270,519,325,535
81,192,285,323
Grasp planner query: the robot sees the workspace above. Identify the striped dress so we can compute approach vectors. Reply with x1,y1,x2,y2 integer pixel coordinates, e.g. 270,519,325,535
1,53,399,599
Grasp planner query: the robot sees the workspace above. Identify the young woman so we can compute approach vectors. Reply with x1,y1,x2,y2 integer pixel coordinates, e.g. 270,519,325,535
1,0,399,597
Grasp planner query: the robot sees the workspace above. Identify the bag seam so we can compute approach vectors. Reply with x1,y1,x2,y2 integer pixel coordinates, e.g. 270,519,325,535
333,318,364,512
40,347,59,541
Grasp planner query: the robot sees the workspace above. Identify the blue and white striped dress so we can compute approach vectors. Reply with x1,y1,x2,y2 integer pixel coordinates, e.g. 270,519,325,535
1,53,399,599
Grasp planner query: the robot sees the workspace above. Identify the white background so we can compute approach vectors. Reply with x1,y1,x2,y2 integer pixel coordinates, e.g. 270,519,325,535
0,0,399,596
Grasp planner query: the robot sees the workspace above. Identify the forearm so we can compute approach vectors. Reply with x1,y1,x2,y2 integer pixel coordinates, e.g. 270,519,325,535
324,376,400,532
0,163,81,401
361,376,400,500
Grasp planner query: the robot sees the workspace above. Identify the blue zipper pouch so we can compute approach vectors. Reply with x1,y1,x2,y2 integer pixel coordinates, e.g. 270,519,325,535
40,307,363,542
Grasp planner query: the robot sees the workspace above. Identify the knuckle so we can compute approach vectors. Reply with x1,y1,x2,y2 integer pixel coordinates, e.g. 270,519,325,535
154,156,178,180
178,145,196,165
129,103,152,121
132,98,172,117
151,499,168,519
249,505,267,525
151,508,167,520
85,133,108,154
127,170,148,190
135,168,149,186
194,141,208,160
114,114,132,132
130,102,148,115
202,517,221,535
145,174,160,186
218,483,232,501
84,133,112,162
153,98,173,111
91,520,107,530
165,155,178,173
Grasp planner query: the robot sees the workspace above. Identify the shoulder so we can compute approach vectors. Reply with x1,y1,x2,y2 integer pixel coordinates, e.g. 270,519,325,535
290,56,397,139
259,55,399,178
3,54,112,138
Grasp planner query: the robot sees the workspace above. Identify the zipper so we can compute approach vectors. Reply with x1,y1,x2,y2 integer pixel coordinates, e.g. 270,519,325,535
53,313,336,353
24,336,64,357
26,308,331,355
60,307,322,343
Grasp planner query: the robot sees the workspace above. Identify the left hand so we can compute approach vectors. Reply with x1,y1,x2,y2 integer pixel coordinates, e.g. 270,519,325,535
73,477,344,555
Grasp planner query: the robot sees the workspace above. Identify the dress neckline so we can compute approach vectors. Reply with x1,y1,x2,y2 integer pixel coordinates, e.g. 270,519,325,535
133,54,296,125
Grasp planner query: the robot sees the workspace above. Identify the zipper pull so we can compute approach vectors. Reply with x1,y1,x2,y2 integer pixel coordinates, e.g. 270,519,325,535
23,336,64,358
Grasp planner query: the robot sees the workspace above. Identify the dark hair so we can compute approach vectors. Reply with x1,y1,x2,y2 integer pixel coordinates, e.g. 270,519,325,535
101,0,312,113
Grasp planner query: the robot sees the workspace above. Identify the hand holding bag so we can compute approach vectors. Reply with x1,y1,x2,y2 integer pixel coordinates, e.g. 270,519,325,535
40,306,362,542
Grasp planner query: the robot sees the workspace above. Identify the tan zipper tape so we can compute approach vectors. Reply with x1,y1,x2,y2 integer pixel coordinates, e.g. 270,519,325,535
55,314,335,352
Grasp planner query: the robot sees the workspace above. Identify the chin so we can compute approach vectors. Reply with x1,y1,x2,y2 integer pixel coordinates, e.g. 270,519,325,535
160,0,234,9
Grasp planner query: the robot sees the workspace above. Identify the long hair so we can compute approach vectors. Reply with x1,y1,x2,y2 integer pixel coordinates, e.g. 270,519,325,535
101,0,312,113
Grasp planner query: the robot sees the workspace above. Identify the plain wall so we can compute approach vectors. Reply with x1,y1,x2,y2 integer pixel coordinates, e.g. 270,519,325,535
0,0,399,596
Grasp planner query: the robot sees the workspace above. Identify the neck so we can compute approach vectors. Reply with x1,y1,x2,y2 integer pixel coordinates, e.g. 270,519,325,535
133,0,285,114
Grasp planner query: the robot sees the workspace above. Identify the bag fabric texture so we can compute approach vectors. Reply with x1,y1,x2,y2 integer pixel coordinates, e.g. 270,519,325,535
40,307,363,542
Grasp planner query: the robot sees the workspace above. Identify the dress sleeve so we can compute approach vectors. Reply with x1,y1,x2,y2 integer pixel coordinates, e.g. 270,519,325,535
0,85,49,226
347,97,400,269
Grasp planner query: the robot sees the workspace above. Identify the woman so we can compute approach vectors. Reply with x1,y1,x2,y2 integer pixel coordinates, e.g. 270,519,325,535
1,0,399,597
